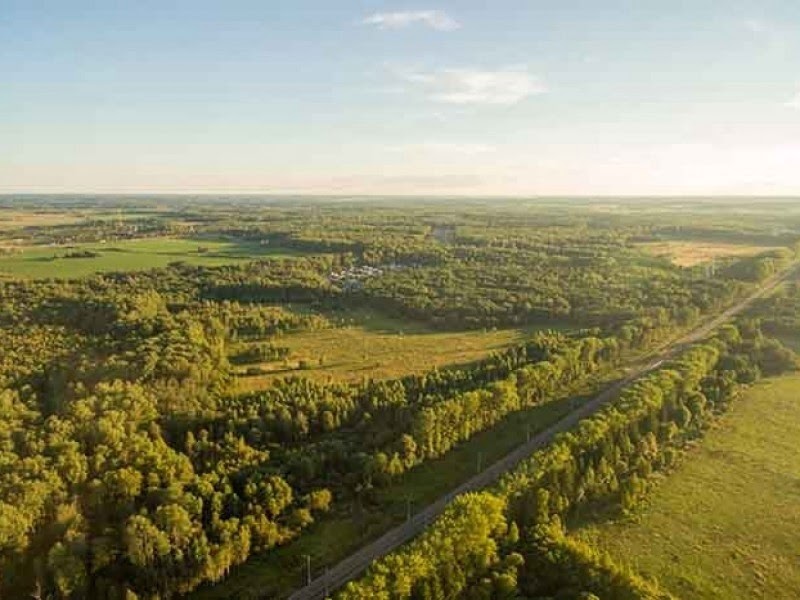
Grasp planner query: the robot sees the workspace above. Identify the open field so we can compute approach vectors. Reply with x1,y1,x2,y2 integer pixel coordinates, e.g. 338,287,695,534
0,236,307,278
636,240,781,267
0,209,88,230
0,208,160,230
232,309,571,388
577,373,800,600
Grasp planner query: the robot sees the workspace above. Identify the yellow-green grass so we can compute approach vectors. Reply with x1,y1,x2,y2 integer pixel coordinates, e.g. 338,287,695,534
0,209,87,230
577,373,800,600
192,368,621,600
636,240,781,267
232,309,571,389
0,237,307,279
0,207,186,231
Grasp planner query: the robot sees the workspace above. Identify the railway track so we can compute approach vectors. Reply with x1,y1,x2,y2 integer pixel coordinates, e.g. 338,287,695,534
284,263,797,600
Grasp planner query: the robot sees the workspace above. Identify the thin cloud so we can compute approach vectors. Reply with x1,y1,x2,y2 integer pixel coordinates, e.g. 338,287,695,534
785,89,800,109
361,10,460,31
389,142,497,155
395,66,546,105
741,17,786,52
743,18,770,35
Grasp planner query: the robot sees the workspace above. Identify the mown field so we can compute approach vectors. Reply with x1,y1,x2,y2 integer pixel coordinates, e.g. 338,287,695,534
577,373,800,600
233,309,569,388
0,236,306,278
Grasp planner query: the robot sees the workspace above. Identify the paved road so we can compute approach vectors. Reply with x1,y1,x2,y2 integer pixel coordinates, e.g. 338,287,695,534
286,264,797,600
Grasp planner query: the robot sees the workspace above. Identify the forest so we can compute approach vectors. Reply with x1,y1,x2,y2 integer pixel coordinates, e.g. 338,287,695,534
1,196,800,600
336,321,797,599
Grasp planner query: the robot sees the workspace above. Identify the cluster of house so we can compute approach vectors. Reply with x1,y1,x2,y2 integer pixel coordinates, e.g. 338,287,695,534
329,265,385,291
329,263,413,291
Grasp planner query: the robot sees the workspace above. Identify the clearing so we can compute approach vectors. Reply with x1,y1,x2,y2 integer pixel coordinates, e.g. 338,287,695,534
577,373,800,599
0,209,87,230
0,236,307,279
636,240,780,267
232,309,570,388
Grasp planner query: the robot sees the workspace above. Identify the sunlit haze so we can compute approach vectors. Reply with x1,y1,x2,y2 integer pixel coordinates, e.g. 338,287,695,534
3,1,800,195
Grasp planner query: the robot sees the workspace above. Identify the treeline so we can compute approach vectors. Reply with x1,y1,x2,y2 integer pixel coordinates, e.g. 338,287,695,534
193,311,687,505
515,521,672,600
203,301,330,341
356,239,754,330
336,323,796,599
220,218,447,266
721,248,795,282
74,208,785,333
193,332,611,499
749,280,800,336
8,212,793,335
229,342,290,365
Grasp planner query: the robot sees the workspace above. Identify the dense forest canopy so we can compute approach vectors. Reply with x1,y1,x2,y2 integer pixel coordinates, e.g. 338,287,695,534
0,196,799,599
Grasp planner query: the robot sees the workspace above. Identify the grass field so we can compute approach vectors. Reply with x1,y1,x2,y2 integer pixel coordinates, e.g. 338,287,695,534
232,309,571,388
577,373,800,600
0,237,306,278
637,240,780,267
0,209,88,230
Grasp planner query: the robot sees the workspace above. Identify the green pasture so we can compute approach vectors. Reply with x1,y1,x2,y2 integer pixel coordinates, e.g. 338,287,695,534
233,308,571,389
577,373,800,599
0,237,306,279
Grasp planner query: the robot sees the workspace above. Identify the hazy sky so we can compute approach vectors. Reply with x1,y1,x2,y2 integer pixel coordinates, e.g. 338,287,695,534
3,1,800,195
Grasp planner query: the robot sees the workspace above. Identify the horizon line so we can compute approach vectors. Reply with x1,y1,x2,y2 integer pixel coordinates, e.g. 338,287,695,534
2,192,800,199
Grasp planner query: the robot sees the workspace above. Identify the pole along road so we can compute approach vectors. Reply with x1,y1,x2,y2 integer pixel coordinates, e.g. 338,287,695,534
285,263,797,600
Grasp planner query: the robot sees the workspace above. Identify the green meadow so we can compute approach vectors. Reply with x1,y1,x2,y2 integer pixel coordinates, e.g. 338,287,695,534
0,237,306,279
232,307,574,389
577,373,800,600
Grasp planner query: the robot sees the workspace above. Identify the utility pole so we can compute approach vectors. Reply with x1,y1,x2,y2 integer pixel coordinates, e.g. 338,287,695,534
476,451,483,473
302,554,312,586
526,424,532,443
406,496,413,522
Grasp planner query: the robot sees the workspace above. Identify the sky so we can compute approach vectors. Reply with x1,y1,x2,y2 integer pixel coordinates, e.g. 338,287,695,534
2,0,800,196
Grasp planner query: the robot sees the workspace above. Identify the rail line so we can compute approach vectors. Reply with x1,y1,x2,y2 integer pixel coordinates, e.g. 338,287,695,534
283,264,797,600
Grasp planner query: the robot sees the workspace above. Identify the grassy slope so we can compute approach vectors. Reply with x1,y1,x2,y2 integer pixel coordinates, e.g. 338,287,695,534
578,373,800,600
0,237,306,278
